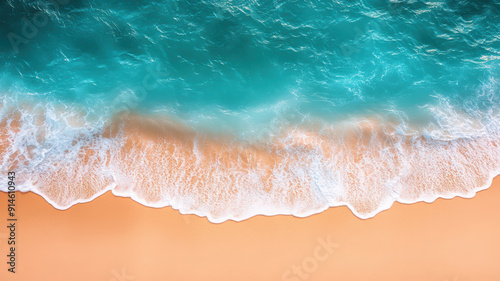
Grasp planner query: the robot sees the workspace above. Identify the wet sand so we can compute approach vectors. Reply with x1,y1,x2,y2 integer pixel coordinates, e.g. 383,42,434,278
0,177,499,281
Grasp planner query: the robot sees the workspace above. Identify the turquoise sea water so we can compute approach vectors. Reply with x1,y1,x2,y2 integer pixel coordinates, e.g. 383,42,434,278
1,0,499,221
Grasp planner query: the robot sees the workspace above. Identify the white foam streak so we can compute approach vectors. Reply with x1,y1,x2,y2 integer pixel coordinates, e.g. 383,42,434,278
0,94,499,223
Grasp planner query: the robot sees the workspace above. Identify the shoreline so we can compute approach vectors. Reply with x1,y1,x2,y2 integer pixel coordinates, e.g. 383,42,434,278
1,176,499,280
24,168,500,223
2,110,499,222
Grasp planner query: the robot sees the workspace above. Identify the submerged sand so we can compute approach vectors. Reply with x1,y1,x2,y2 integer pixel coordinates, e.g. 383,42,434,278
3,110,498,222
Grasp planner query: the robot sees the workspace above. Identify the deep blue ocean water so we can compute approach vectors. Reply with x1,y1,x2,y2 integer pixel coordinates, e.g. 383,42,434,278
1,0,499,221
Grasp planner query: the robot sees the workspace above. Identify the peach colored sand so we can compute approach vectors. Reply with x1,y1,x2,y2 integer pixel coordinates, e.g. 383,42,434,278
0,177,499,281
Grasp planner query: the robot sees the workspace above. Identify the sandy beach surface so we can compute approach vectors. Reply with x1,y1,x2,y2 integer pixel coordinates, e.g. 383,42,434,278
0,177,499,281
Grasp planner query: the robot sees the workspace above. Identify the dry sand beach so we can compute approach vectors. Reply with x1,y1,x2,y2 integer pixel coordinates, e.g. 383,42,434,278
1,177,499,281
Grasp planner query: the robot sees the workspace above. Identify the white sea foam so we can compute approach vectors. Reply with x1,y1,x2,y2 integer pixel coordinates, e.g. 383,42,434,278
0,93,499,223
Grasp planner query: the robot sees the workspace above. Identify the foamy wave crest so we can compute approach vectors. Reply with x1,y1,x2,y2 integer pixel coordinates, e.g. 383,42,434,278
1,93,499,223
